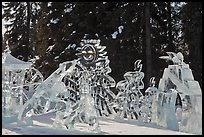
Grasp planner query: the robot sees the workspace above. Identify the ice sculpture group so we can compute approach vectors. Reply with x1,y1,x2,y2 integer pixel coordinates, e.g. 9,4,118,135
2,40,202,134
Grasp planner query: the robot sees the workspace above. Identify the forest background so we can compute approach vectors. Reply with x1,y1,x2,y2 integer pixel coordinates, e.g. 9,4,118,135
2,2,202,93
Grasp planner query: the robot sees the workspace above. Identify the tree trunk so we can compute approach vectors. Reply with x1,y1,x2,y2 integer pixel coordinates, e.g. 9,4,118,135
26,2,31,61
145,2,152,88
167,2,174,51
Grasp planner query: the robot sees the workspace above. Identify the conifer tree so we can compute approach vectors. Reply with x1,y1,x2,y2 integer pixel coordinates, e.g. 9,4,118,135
2,2,38,61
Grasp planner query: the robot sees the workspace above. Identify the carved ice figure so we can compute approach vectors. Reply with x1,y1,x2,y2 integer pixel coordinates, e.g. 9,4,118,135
76,39,116,117
18,39,114,132
153,51,202,134
90,59,116,117
140,77,159,123
2,46,43,117
152,89,179,131
63,39,115,131
159,52,184,65
179,95,202,134
17,60,77,125
62,71,99,131
114,60,144,120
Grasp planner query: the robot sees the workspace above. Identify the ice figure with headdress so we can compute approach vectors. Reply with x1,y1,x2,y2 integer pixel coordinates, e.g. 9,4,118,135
77,39,116,118
62,39,116,131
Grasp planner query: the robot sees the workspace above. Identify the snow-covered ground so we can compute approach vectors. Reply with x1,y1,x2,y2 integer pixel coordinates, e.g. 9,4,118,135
2,112,193,135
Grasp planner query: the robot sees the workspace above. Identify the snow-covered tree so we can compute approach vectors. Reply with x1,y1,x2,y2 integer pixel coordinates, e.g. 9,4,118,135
2,2,39,61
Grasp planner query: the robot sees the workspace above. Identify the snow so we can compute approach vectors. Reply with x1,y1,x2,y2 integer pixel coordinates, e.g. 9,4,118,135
68,23,72,26
64,4,74,13
111,25,124,39
2,20,6,36
67,43,76,49
71,31,76,35
2,113,193,135
47,44,55,52
54,56,59,59
50,18,59,24
118,25,124,34
2,2,6,36
48,2,52,7
111,31,118,39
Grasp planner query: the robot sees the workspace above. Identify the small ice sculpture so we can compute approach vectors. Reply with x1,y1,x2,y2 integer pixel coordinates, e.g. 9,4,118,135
2,46,43,117
114,60,144,120
152,51,202,134
140,77,159,123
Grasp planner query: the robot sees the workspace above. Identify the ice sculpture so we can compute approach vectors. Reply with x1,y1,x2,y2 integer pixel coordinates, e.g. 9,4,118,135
18,39,115,131
2,46,43,117
151,89,179,131
91,59,116,117
77,40,116,117
62,39,115,130
61,70,99,131
140,77,159,123
74,39,116,116
151,52,202,134
114,60,144,120
18,60,79,125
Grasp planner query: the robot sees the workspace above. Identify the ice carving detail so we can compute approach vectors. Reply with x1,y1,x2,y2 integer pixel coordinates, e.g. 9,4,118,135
114,60,144,120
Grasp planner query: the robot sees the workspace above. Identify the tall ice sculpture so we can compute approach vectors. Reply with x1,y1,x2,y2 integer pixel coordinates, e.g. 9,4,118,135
151,52,202,134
